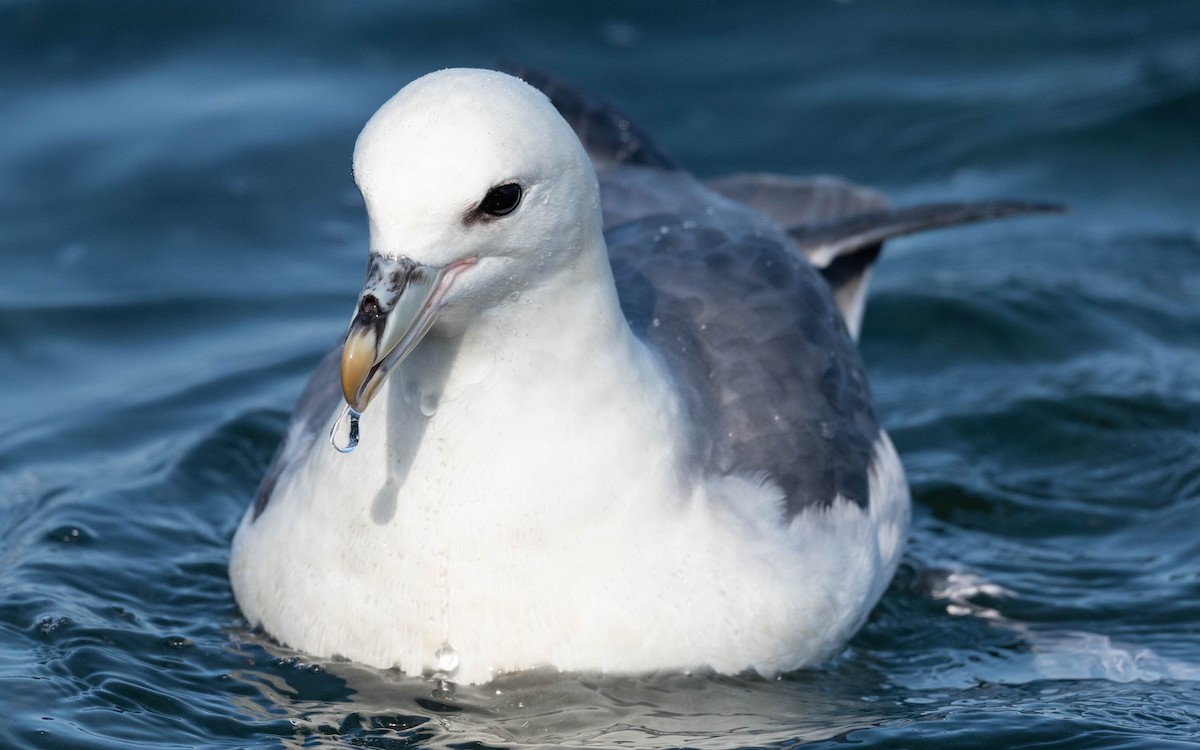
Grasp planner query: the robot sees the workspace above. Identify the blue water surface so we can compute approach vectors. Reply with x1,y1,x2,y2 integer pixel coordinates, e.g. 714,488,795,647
2,1,1200,747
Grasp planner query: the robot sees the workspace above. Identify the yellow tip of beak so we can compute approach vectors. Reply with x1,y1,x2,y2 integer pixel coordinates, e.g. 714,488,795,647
340,328,378,411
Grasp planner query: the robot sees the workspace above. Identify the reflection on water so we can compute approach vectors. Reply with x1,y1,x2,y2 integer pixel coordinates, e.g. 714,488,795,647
230,650,899,748
226,622,1200,749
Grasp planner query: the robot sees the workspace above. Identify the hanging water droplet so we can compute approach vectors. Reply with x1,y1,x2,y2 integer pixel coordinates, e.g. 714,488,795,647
434,641,460,675
330,405,361,453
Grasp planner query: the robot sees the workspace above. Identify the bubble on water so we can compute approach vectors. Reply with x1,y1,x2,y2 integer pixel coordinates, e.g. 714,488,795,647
37,616,68,636
46,525,91,544
507,291,520,302
330,405,361,453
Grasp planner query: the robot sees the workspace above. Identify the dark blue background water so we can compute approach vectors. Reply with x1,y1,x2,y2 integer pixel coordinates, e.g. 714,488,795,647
3,1,1199,747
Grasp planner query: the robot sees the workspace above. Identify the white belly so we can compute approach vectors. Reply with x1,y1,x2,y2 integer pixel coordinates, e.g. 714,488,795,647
229,369,909,685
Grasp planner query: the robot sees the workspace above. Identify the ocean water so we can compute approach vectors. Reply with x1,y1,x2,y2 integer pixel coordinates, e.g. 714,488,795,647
3,1,1199,747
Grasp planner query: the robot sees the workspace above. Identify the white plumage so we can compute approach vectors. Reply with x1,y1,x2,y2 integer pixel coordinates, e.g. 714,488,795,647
229,68,912,685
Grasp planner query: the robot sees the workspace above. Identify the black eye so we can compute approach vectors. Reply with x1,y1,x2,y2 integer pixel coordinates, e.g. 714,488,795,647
480,183,522,217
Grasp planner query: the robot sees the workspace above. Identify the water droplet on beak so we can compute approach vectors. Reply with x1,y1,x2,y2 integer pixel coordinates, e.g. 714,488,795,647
330,405,361,453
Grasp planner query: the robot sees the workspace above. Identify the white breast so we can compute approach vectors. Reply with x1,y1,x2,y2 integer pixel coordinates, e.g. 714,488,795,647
229,307,909,684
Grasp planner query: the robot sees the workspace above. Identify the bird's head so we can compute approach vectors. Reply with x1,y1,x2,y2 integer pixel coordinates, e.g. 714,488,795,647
340,68,601,413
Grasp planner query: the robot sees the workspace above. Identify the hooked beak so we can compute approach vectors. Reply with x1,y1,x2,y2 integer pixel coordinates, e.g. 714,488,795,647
340,254,475,413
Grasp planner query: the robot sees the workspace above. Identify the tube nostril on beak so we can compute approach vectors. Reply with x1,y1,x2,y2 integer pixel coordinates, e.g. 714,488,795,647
359,295,382,319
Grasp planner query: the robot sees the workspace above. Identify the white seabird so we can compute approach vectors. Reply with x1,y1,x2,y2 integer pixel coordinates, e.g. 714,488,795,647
229,68,1054,686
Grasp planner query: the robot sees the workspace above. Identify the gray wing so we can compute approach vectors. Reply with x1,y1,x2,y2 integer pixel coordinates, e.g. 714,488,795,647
530,69,1057,514
602,182,880,513
251,346,342,520
519,69,882,513
707,173,1062,328
784,199,1065,268
705,172,892,233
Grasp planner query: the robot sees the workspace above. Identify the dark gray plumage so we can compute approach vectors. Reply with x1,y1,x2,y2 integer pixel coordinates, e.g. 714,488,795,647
607,208,878,512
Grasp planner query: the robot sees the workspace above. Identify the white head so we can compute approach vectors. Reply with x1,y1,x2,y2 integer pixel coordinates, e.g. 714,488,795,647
339,69,605,412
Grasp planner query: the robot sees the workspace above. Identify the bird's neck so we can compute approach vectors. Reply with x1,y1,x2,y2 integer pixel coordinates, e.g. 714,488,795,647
379,237,692,520
405,240,635,397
